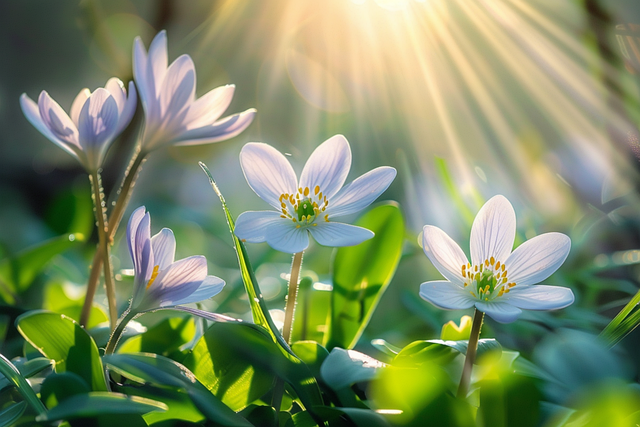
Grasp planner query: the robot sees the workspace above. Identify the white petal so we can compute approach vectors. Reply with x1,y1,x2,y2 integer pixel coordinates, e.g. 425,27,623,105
115,81,137,136
38,91,79,146
185,84,235,129
240,143,298,209
470,195,516,266
146,255,208,308
105,78,127,113
70,88,91,126
265,222,310,254
504,285,574,310
133,36,152,113
299,135,351,199
325,167,396,218
77,88,119,169
475,301,522,323
234,211,284,243
151,228,176,270
148,30,168,95
171,275,225,306
505,232,571,286
308,222,374,247
173,109,256,146
419,280,476,310
159,54,195,119
127,206,147,264
422,225,469,285
20,93,83,162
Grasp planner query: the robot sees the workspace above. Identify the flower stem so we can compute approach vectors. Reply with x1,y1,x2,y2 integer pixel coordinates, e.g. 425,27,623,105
80,149,148,327
457,308,484,399
105,309,137,355
89,170,118,331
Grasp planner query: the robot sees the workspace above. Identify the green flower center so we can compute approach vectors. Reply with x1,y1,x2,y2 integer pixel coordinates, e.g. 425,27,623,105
279,185,330,228
461,256,515,301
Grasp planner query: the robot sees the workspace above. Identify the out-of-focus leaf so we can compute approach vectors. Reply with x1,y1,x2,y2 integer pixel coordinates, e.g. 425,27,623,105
440,316,473,341
0,357,52,393
320,348,386,391
45,176,94,237
119,385,206,425
104,352,252,427
291,277,331,344
0,353,47,416
600,289,640,347
0,233,85,302
44,281,108,329
291,341,329,379
16,311,107,391
118,317,195,357
0,401,27,427
478,372,542,427
41,372,91,409
35,392,166,422
393,339,502,367
289,411,318,427
183,322,322,412
370,339,401,357
313,406,391,427
242,405,277,427
325,203,404,350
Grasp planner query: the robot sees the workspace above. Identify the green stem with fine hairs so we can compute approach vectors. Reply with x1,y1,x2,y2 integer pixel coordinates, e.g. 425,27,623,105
89,170,118,330
104,309,137,355
457,308,484,399
80,149,148,327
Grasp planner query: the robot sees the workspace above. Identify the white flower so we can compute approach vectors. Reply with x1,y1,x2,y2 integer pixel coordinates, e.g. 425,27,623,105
127,206,225,312
20,78,136,172
419,195,574,323
133,31,256,152
234,135,397,253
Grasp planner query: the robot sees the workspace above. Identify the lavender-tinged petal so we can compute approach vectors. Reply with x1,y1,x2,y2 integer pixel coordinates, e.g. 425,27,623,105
470,195,516,266
475,301,522,324
70,88,91,126
133,36,151,113
146,255,207,308
37,91,79,146
265,222,310,254
504,285,574,310
308,222,374,247
163,306,241,323
170,275,225,306
234,211,284,243
127,206,147,265
299,134,351,199
105,78,127,113
159,54,195,119
184,84,235,129
422,225,469,286
173,109,256,146
419,280,477,310
115,81,137,136
325,166,396,218
148,30,168,94
505,232,571,286
151,228,176,270
134,212,154,284
77,88,119,170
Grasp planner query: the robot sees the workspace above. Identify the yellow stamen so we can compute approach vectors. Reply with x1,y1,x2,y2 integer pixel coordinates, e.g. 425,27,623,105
495,261,501,270
501,264,506,271
490,256,495,265
304,187,310,196
314,185,320,195
324,214,330,222
146,265,160,289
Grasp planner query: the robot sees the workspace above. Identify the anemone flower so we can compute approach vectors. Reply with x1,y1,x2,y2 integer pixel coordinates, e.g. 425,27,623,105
419,195,574,323
20,78,136,172
133,30,256,152
234,135,397,253
127,206,224,312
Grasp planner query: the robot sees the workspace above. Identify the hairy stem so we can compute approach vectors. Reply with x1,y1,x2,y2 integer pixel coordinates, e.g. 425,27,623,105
457,308,484,399
89,170,118,330
105,309,137,355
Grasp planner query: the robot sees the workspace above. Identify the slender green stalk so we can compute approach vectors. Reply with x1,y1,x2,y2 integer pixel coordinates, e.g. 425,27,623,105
600,288,640,347
80,149,148,327
90,170,118,330
457,308,484,399
105,309,137,355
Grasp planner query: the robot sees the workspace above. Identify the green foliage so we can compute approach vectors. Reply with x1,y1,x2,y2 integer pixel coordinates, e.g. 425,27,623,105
325,203,404,350
41,371,91,409
393,339,502,367
0,353,47,416
44,281,108,328
320,348,385,391
16,311,107,391
291,276,331,344
118,316,196,358
0,401,27,427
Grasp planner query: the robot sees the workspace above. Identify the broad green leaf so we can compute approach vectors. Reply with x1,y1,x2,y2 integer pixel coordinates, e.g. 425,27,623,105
242,405,277,427
313,406,391,427
440,316,473,341
290,411,318,427
41,372,91,409
44,281,108,329
200,163,290,353
325,203,404,350
320,348,386,391
291,277,332,344
118,316,196,357
183,322,323,412
35,392,167,422
117,385,206,425
0,401,27,427
291,341,329,379
393,339,502,367
16,311,107,391
0,354,47,416
104,352,252,427
0,233,85,302
0,357,52,393
370,339,401,357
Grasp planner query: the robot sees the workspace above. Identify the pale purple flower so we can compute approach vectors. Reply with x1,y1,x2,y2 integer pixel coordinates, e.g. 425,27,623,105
133,31,256,152
20,78,136,172
420,195,574,323
127,206,224,312
234,135,397,253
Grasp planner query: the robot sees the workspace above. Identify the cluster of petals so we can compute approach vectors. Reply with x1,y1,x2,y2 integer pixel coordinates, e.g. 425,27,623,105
20,78,136,172
127,206,224,312
420,195,574,323
133,30,256,152
234,135,397,253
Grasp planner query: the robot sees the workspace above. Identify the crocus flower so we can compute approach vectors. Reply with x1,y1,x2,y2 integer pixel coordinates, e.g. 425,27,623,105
133,30,256,152
20,78,136,172
419,195,574,323
127,206,224,312
234,135,397,253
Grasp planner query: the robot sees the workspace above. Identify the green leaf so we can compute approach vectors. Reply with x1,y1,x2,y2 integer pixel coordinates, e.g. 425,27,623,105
313,406,391,427
320,348,386,390
291,341,329,379
0,401,27,427
0,233,85,302
370,339,401,357
104,352,252,427
291,277,331,344
41,372,91,409
118,316,196,357
0,353,47,416
440,316,473,341
116,385,206,425
16,311,107,391
44,281,108,329
393,339,502,367
325,203,404,350
35,392,167,422
183,322,323,412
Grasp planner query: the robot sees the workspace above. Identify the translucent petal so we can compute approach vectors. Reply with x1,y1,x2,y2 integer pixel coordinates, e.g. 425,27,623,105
475,301,522,324
299,134,351,199
148,30,168,95
127,206,147,266
504,285,574,310
308,222,374,247
159,54,195,119
265,222,310,254
171,275,225,306
134,212,154,283
77,88,118,169
422,225,468,285
240,143,298,209
174,109,256,146
115,81,137,136
38,91,79,146
185,84,235,129
325,166,396,218
145,255,207,308
505,232,571,286
70,88,91,126
105,78,127,113
133,36,151,113
234,211,284,243
470,195,516,266
419,280,476,310
151,228,176,270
